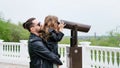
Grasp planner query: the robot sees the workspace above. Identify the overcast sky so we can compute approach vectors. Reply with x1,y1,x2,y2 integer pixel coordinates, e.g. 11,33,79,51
0,0,120,36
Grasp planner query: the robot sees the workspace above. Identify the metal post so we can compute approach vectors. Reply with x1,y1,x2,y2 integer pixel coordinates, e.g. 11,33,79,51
70,28,77,47
69,26,82,68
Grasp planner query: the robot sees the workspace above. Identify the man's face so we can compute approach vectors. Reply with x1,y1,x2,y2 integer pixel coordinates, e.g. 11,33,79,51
31,19,42,33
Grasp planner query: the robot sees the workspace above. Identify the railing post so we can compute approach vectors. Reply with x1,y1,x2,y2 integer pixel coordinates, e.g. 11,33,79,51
0,40,4,60
0,39,4,43
79,41,91,46
79,41,91,68
19,40,29,65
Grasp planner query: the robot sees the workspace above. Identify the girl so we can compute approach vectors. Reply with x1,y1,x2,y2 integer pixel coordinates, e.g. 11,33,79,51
43,15,65,68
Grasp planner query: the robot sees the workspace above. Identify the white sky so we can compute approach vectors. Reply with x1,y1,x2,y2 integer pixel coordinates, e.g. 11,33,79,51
0,0,120,36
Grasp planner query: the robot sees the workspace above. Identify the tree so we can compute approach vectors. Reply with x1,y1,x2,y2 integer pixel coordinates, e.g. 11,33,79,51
0,18,29,42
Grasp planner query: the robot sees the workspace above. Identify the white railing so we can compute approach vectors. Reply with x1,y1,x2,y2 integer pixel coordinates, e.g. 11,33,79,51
0,40,120,68
58,44,69,68
0,40,29,65
0,40,68,68
80,42,120,68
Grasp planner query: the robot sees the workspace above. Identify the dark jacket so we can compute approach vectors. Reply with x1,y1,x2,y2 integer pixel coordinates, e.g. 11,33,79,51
28,33,62,68
47,28,64,58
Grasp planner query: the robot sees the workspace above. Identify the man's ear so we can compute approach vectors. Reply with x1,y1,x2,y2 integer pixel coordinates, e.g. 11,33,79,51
30,27,34,31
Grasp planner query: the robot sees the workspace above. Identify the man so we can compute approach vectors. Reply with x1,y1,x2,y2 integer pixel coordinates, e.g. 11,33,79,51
23,17,62,68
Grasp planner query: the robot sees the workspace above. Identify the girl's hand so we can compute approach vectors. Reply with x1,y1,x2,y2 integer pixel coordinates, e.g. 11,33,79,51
57,65,60,68
58,21,66,32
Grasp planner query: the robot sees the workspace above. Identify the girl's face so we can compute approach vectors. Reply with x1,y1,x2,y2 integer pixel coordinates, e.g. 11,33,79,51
54,22,59,29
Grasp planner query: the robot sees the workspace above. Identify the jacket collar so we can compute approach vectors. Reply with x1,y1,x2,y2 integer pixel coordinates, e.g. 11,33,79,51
29,33,42,42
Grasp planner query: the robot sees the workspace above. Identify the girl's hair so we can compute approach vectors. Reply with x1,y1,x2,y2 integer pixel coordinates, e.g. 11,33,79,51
42,15,59,40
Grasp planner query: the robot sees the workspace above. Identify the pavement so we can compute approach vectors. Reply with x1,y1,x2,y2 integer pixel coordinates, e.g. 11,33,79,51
0,62,67,68
0,62,29,68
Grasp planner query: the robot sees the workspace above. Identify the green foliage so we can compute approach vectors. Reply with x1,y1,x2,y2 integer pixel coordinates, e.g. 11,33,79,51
59,36,70,44
87,32,120,47
0,18,29,42
87,37,110,46
59,29,120,47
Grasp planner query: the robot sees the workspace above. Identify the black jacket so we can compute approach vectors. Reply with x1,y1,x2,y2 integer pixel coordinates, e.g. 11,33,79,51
28,33,62,68
47,28,64,58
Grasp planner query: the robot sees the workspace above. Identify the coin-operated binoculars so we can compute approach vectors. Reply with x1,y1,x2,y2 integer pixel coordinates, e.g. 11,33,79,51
61,20,91,68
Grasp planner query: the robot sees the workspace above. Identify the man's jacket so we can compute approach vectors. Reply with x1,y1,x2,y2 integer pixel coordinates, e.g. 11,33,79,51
28,33,62,68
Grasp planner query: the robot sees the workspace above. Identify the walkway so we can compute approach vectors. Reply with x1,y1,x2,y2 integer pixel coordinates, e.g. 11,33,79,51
0,62,29,68
0,62,66,68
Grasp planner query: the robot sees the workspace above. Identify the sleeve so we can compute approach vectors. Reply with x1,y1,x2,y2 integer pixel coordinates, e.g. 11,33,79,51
49,28,64,42
32,41,63,65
